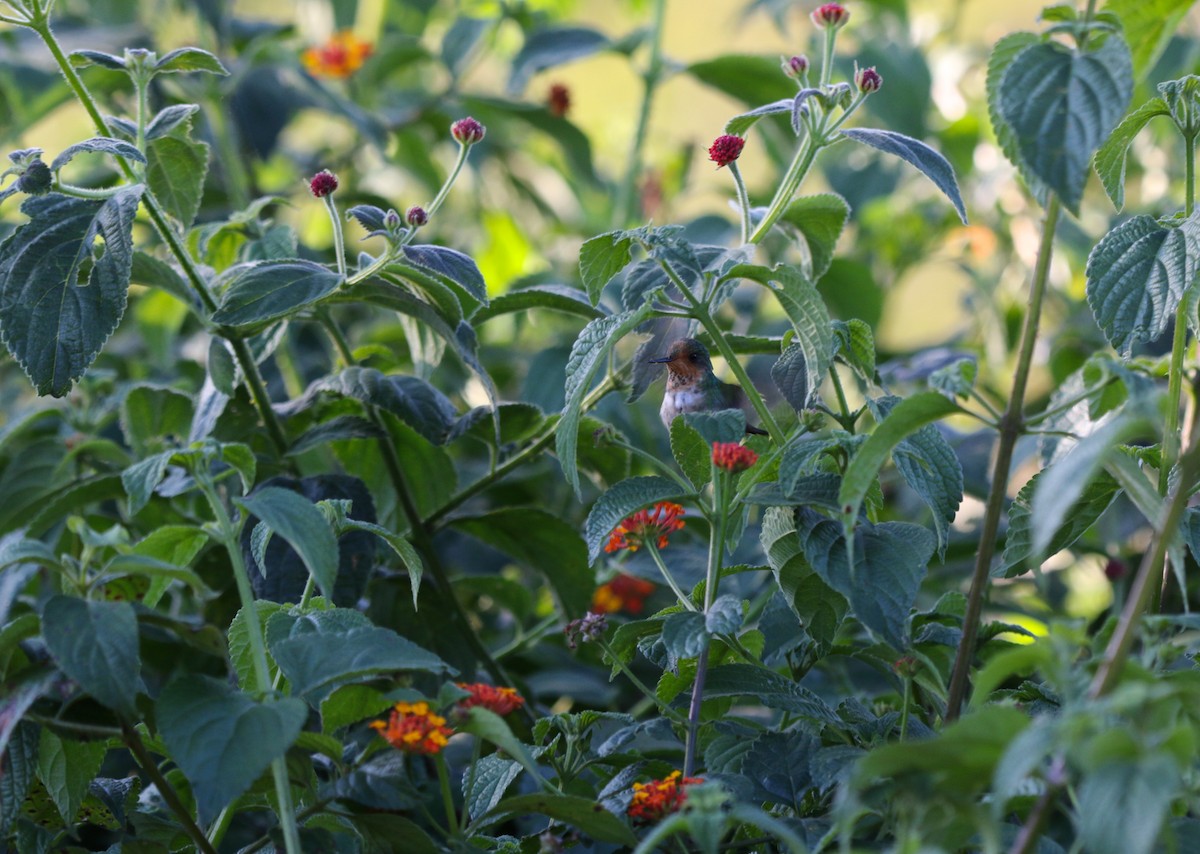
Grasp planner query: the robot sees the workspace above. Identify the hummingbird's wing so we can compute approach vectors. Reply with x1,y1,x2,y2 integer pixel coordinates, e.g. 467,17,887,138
719,381,769,435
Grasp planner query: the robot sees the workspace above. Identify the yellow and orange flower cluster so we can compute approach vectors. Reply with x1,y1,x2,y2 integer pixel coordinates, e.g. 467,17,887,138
712,442,758,473
592,574,656,615
605,502,685,554
627,771,704,823
456,682,525,716
302,31,373,79
370,701,452,755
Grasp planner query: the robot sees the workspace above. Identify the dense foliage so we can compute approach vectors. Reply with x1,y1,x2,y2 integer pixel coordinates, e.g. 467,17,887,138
3,0,1200,851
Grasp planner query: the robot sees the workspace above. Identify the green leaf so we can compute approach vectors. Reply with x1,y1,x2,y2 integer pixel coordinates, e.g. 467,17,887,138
662,611,709,659
834,319,876,382
707,594,743,634
670,417,712,490
928,356,977,399
1076,755,1180,854
156,674,306,823
1094,98,1170,210
1001,468,1120,576
130,525,210,606
1104,0,1199,82
401,245,487,306
869,396,963,559
779,194,850,281
841,128,968,223
465,755,522,821
0,187,143,397
267,608,452,703
472,283,604,324
69,49,127,69
688,55,795,107
0,720,39,838
145,104,201,141
702,664,839,723
153,47,229,75
50,137,145,171
485,793,636,846
280,367,459,445
683,409,746,444
212,260,343,328
41,596,143,716
459,707,547,786
450,508,592,617
776,554,848,656
557,305,655,497
236,487,339,600
578,231,634,305
207,337,238,396
146,122,208,228
508,27,610,94
1085,213,1200,355
727,264,833,410
1030,410,1155,556
998,35,1133,213
319,684,392,733
584,476,689,563
771,344,812,412
339,519,424,609
987,32,1048,203
36,729,107,824
839,392,961,536
724,98,794,136
228,601,284,689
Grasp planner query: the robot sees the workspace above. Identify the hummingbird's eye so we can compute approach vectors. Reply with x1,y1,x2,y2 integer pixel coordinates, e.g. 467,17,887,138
688,353,698,363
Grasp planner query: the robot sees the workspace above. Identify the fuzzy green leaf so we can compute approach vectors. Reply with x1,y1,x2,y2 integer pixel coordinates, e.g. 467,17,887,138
41,596,143,717
236,487,339,600
1094,98,1170,211
841,128,967,223
212,260,343,327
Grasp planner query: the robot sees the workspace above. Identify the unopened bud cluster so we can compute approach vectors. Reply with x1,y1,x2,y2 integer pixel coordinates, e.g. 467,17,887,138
451,116,486,145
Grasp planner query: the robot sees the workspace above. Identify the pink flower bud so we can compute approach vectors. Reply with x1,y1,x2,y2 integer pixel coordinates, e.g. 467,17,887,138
781,55,809,79
811,3,849,29
707,134,745,168
406,205,428,227
451,116,486,145
855,65,882,93
308,169,338,198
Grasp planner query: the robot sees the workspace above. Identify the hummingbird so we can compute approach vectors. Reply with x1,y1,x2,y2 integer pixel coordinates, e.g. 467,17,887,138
649,338,768,435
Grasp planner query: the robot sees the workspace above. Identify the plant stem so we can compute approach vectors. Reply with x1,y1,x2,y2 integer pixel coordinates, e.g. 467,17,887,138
121,723,220,854
945,195,1062,721
324,195,348,279
597,639,688,723
728,161,752,245
684,472,727,777
898,676,912,742
645,541,699,611
613,0,667,228
435,754,459,834
198,480,303,853
683,649,709,777
748,136,819,244
426,143,471,220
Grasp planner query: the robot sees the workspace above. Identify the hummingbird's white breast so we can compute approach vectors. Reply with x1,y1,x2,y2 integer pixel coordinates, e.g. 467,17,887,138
660,388,708,428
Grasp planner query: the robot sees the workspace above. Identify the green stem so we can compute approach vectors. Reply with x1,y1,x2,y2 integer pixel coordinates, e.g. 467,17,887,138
613,437,696,493
318,309,355,368
945,195,1062,722
435,754,459,835
134,74,148,157
898,676,912,742
819,25,837,88
645,541,698,611
612,0,667,228
829,365,854,429
695,311,784,441
324,195,348,279
53,180,121,199
122,723,220,854
426,143,471,220
728,160,752,245
748,137,819,244
684,472,727,777
197,480,303,853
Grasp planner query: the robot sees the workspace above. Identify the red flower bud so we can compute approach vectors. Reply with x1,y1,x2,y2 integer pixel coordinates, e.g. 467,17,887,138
1104,559,1128,581
811,3,849,29
707,134,745,168
547,82,571,117
406,205,428,227
308,169,338,198
451,116,486,145
855,65,883,93
781,55,809,79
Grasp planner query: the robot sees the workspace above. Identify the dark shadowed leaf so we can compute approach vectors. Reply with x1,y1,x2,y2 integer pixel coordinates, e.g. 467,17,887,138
401,245,487,305
236,487,339,599
212,260,342,327
41,596,143,717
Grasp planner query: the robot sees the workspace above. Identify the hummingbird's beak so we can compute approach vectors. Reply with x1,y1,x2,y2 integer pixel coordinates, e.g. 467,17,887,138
648,355,674,364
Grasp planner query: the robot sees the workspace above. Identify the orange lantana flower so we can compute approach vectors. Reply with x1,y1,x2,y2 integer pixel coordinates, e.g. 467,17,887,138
456,683,525,716
302,31,373,79
627,771,704,823
592,574,656,615
370,701,452,755
604,502,685,554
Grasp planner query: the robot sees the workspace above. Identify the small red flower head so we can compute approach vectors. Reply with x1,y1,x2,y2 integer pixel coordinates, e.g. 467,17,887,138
855,65,883,94
1104,558,1128,581
406,205,428,227
627,772,705,823
708,134,745,169
605,502,686,554
547,82,571,117
712,442,758,473
811,3,849,29
592,574,656,615
369,701,452,755
781,54,809,79
308,169,338,198
451,116,486,145
456,682,526,716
